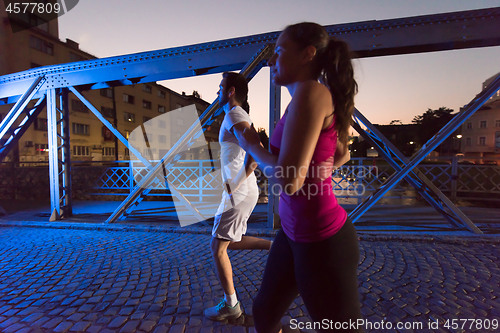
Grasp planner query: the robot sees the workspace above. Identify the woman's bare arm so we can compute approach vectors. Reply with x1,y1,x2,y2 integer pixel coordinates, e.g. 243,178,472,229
239,81,332,194
333,139,351,168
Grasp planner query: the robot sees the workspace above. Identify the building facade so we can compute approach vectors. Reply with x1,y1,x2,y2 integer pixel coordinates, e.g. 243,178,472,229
460,73,500,164
0,9,220,163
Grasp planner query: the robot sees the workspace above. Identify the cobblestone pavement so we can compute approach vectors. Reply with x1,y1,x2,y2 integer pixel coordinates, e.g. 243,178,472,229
0,226,499,333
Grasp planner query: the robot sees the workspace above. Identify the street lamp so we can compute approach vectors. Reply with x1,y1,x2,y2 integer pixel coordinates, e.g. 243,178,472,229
456,135,462,153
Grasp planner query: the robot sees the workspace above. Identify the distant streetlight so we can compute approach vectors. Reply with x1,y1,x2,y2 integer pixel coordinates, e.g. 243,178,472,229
409,141,414,145
456,134,462,153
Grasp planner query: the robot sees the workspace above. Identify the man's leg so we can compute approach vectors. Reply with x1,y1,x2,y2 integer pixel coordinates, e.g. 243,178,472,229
204,236,243,321
228,236,272,250
211,237,234,295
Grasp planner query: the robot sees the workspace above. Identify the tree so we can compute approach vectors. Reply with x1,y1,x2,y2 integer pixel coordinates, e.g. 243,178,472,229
412,107,455,146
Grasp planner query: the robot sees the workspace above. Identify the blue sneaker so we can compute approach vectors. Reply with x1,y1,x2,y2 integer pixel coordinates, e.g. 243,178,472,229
204,299,242,321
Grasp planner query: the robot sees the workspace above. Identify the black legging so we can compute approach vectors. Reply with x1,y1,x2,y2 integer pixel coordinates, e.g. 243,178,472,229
253,219,362,332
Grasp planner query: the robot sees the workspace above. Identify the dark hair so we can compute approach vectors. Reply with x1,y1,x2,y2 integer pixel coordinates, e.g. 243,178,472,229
222,71,250,114
283,22,357,144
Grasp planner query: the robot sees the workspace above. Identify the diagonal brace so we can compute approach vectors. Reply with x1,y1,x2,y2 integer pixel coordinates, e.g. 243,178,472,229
68,87,206,223
351,109,482,234
0,76,46,141
106,44,273,224
349,73,500,227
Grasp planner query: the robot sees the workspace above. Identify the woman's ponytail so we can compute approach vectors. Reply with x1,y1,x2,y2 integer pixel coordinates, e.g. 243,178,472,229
320,38,357,145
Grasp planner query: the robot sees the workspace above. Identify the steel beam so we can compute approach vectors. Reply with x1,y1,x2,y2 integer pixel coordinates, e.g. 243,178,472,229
351,109,482,234
59,89,72,217
267,75,281,229
0,76,45,139
1,7,499,102
349,73,500,224
68,87,206,222
46,88,60,221
0,96,46,162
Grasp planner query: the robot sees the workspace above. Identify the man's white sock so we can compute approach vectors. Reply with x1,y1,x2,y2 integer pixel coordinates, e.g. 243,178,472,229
225,292,238,307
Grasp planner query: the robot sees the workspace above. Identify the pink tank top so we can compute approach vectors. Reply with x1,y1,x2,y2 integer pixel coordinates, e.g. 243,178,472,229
270,111,347,243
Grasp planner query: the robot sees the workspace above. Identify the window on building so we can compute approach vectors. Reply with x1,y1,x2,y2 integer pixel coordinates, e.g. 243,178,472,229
159,120,166,128
103,147,115,156
100,89,113,98
158,90,166,99
71,99,88,113
69,52,86,62
466,137,472,146
496,120,500,128
159,135,167,144
143,85,152,93
35,143,49,155
146,133,153,143
466,122,472,130
124,112,135,122
34,118,48,131
125,148,130,157
479,137,486,146
142,148,152,159
158,105,166,114
143,116,152,125
101,106,115,118
143,100,152,109
73,123,90,135
73,146,90,156
29,35,54,55
26,14,48,32
123,94,135,104
480,121,487,129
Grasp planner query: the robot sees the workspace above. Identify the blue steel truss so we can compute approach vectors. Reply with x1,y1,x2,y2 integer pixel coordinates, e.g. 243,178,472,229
1,7,499,103
351,110,483,234
1,7,500,230
349,73,500,230
105,44,272,223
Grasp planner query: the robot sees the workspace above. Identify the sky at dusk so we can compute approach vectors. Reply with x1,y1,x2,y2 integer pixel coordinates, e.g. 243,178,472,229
57,0,500,133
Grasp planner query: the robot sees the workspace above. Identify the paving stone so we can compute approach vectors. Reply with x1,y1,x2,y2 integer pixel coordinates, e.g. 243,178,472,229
169,324,186,333
42,317,64,329
67,312,87,322
118,320,140,333
159,316,173,325
152,325,169,333
3,323,27,333
21,312,44,323
53,321,73,332
139,320,156,332
108,316,128,328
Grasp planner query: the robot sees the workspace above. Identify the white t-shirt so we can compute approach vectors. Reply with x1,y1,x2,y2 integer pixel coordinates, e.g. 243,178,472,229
218,106,258,197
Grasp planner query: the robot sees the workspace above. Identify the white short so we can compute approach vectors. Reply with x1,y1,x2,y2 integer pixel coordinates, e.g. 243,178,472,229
212,187,259,242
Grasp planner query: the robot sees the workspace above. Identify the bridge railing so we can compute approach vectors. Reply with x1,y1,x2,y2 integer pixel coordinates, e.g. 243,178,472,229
2,156,498,203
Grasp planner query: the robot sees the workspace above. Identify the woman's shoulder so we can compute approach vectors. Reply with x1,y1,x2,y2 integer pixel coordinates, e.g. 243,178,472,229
295,80,331,101
292,80,333,113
